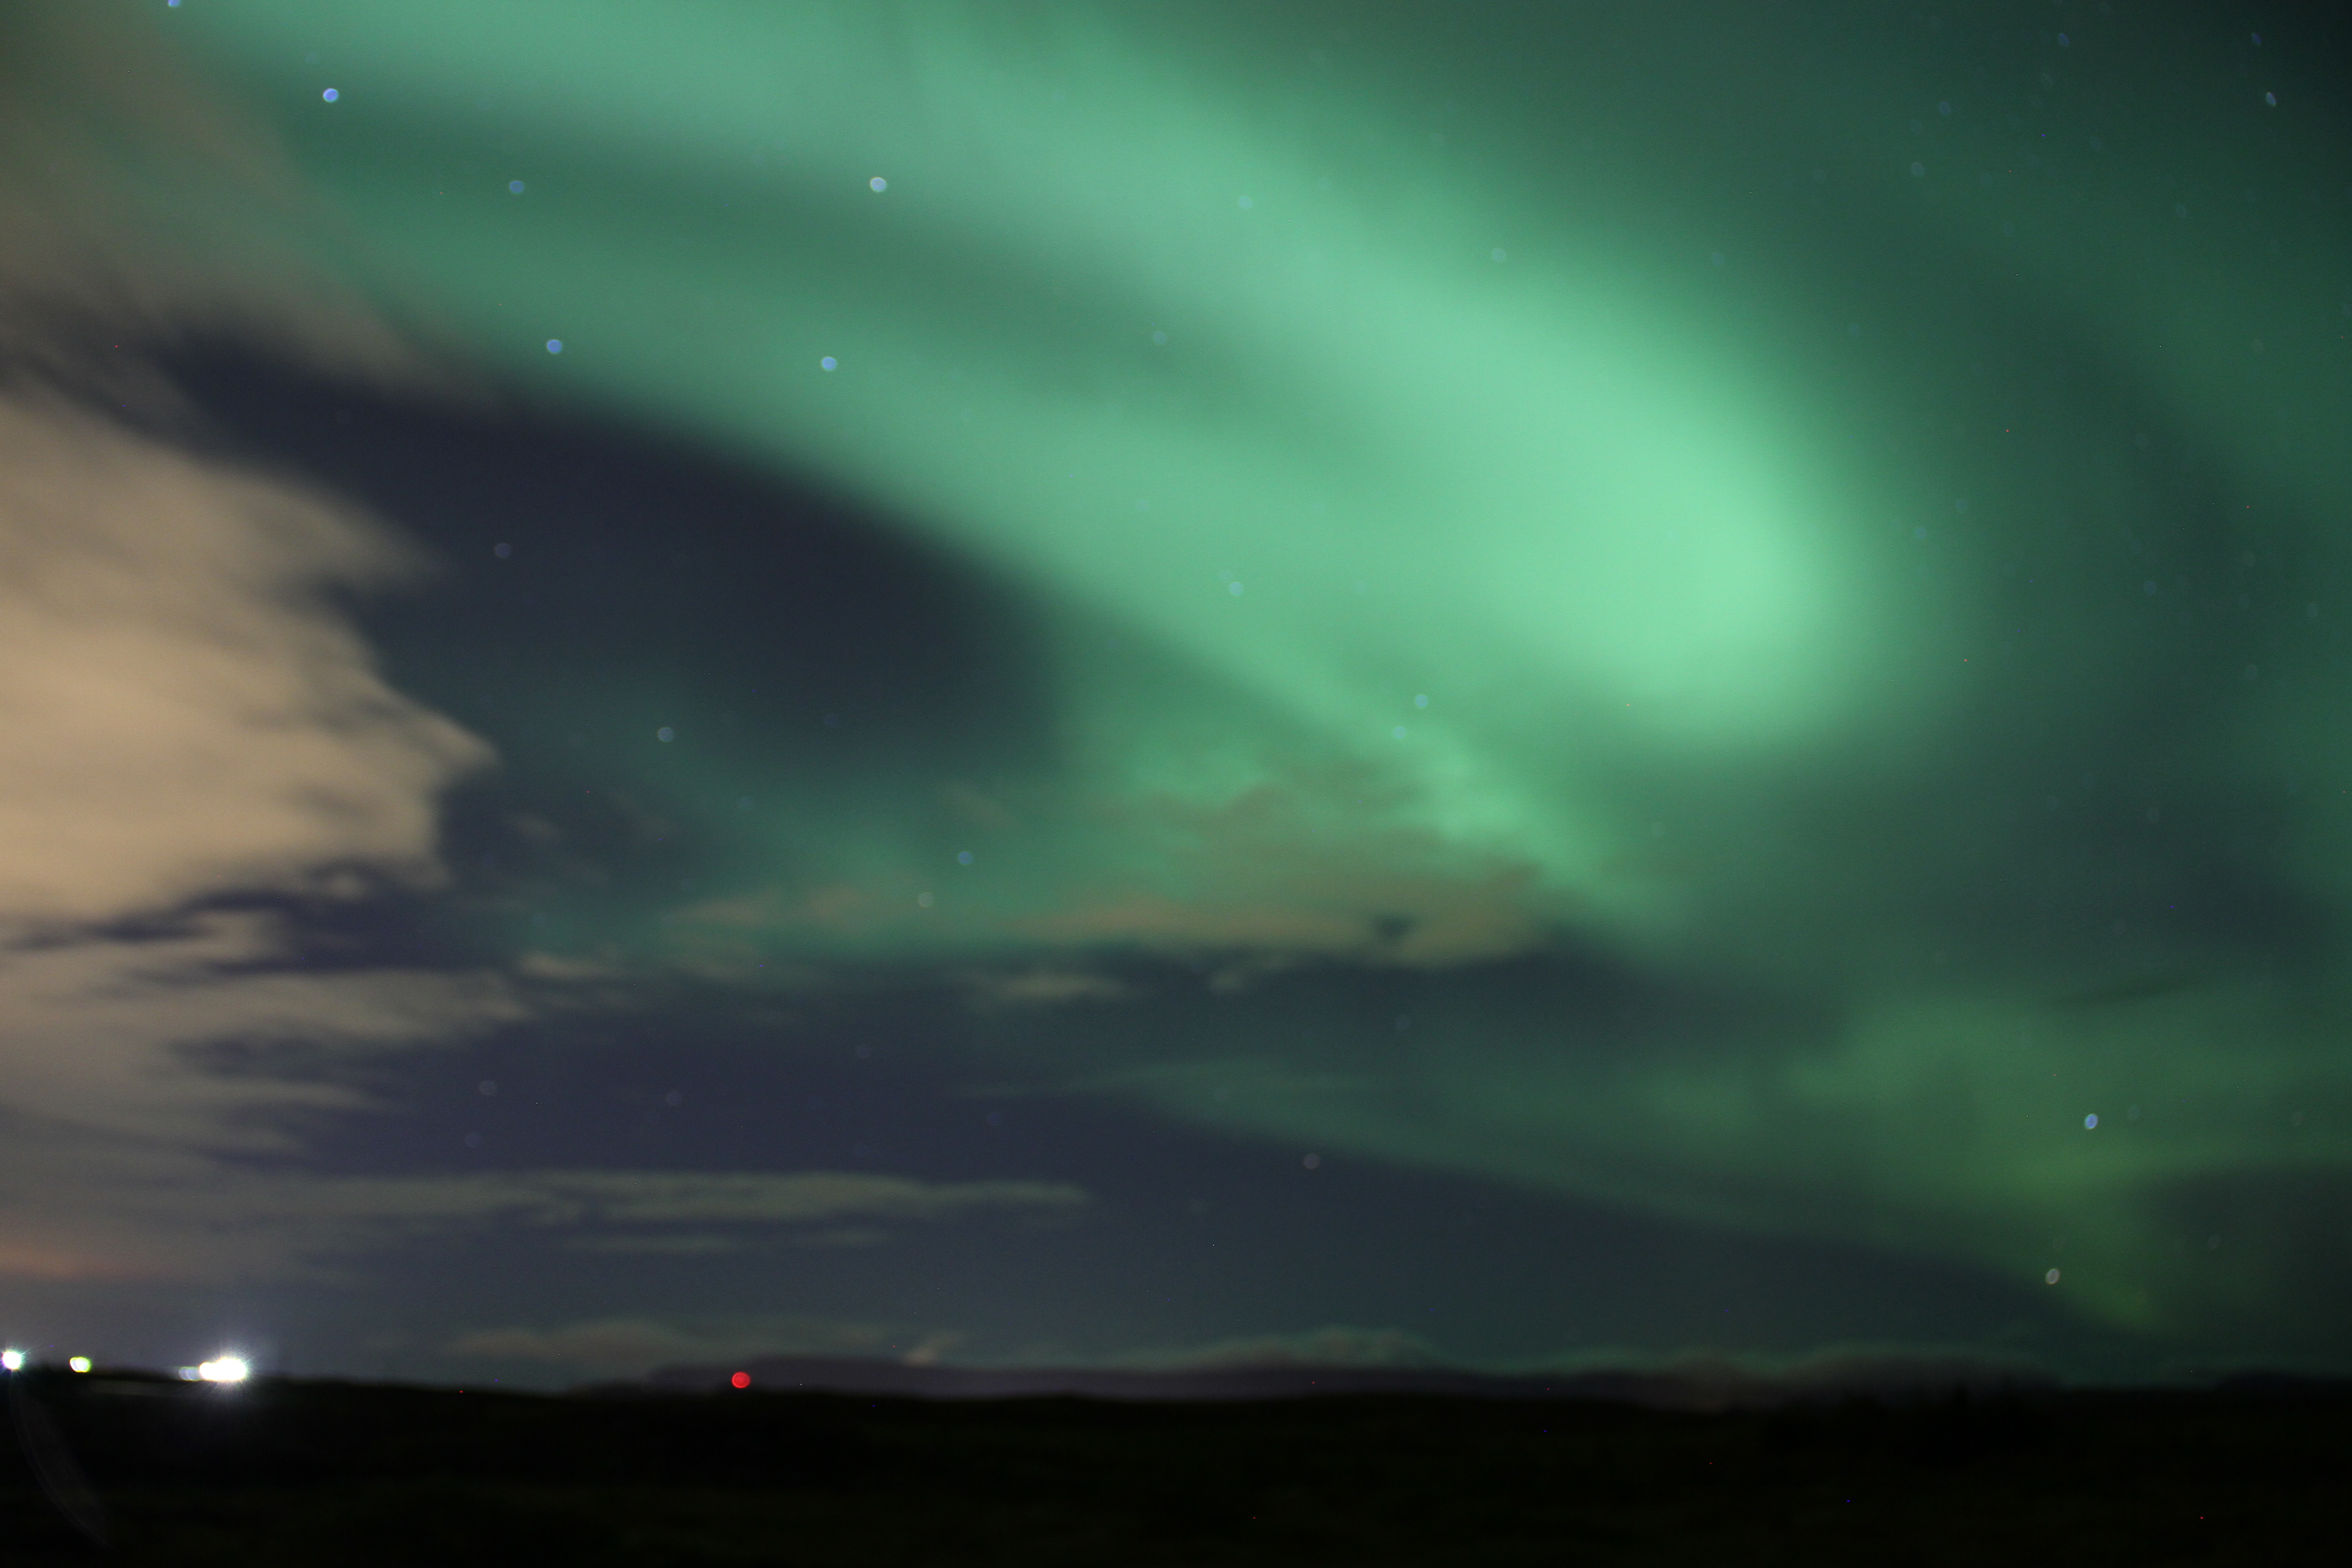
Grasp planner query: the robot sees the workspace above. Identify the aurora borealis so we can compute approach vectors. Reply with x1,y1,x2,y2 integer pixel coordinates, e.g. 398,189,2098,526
2,2,2350,1385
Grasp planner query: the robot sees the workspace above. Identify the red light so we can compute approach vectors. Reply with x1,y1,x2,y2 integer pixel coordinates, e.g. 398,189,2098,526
730,1371,750,1389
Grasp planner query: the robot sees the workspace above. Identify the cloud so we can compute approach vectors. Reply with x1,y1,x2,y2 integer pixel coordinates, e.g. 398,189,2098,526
959,967,1137,1009
382,1169,1088,1229
0,7,435,396
232,1166,1083,1257
561,1235,745,1257
0,400,489,926
0,1159,1086,1288
0,388,520,1287
447,1315,897,1376
0,944,513,1284
1,15,508,1274
0,914,514,1151
1107,1325,1446,1372
0,153,509,1286
669,766,1558,975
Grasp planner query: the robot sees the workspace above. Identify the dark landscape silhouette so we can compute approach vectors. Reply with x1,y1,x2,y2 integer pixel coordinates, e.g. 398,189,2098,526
5,1358,2347,1563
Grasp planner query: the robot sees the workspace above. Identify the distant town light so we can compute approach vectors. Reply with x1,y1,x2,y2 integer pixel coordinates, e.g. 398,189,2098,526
1,1349,21,1371
198,1356,250,1383
68,1357,91,1373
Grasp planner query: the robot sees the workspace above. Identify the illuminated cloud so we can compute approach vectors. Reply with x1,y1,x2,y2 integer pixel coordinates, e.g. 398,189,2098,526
0,914,514,1152
0,1152,1084,1287
0,401,489,926
0,402,513,1284
0,18,499,1289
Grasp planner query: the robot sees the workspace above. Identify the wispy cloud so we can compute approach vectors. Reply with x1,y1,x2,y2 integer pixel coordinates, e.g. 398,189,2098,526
958,967,1138,1009
447,1315,900,1376
0,1158,1086,1287
297,1169,1088,1232
1104,1324,1447,1372
0,388,518,1286
0,6,435,393
0,401,490,929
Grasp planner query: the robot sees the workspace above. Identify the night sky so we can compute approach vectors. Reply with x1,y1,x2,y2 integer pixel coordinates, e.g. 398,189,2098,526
3,1,2350,1389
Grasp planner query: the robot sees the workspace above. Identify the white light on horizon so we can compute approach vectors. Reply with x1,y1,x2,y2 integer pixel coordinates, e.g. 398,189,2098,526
67,1356,91,1373
197,1356,250,1383
0,1349,21,1371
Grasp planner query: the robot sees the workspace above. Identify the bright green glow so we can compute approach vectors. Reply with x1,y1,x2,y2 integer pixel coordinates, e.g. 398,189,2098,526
130,4,2352,1360
181,0,1938,931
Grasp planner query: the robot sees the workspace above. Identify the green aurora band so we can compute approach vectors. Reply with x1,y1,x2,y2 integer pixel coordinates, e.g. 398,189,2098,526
39,2,2352,1367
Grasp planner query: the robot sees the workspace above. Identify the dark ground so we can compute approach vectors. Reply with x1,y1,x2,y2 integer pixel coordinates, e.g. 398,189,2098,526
3,1369,2345,1564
